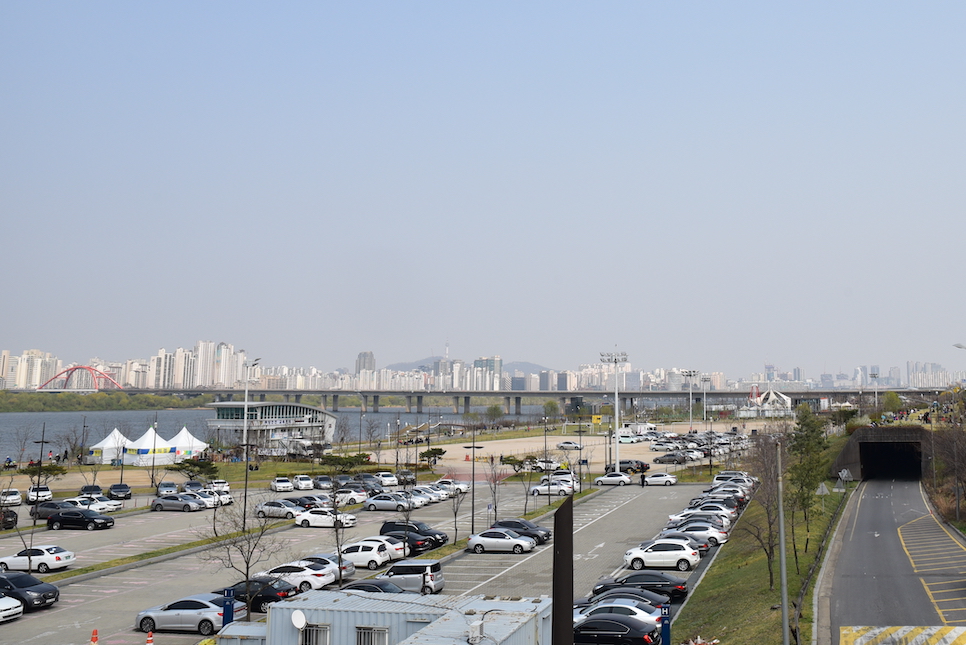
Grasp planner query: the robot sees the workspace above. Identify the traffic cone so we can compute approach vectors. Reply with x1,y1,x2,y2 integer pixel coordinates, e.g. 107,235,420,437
146,631,154,645
90,629,98,645
465,454,469,461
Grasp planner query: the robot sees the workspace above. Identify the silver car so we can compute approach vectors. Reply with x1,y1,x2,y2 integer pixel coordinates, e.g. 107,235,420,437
467,528,536,554
135,592,245,635
364,493,413,512
151,494,204,512
254,499,300,519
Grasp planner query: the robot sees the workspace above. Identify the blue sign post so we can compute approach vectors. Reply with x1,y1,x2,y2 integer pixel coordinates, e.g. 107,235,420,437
223,586,235,625
661,604,671,644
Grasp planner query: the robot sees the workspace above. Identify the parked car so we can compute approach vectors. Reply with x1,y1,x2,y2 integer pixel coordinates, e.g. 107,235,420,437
0,590,23,622
374,471,398,487
299,494,333,508
182,480,204,493
660,522,729,546
312,475,333,490
151,494,204,513
283,496,323,510
107,483,132,500
0,490,23,507
301,553,356,582
490,518,552,545
435,479,469,494
62,497,112,513
573,614,662,644
0,510,16,530
135,592,245,635
380,520,448,547
624,539,700,571
29,501,73,520
573,586,670,610
591,571,689,599
340,541,392,570
293,475,314,490
211,576,301,614
382,530,435,555
210,479,230,492
342,579,410,593
595,472,632,487
0,545,75,573
254,499,300,519
333,489,366,505
605,460,649,474
0,572,59,610
557,441,583,450
201,488,233,505
659,532,710,557
79,485,103,496
653,453,687,465
47,509,114,531
396,469,416,486
360,535,409,560
269,477,294,492
412,486,445,503
375,559,444,594
394,490,427,508
643,473,678,486
573,597,662,627
468,529,536,554
529,481,572,496
156,482,178,495
80,494,122,512
26,486,53,503
364,493,413,512
294,508,357,529
254,560,336,591
181,491,217,509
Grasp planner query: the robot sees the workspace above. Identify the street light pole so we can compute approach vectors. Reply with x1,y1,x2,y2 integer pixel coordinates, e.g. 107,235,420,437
682,370,699,432
600,351,628,472
242,358,260,534
870,372,879,415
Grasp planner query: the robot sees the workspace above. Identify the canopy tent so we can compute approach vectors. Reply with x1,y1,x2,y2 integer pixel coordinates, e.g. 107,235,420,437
122,426,176,467
87,428,129,465
169,426,209,462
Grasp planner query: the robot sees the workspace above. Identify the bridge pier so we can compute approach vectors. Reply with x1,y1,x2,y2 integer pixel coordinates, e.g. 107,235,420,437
332,394,339,411
559,397,567,415
372,395,379,413
405,395,412,414
504,396,511,415
452,396,459,414
463,396,471,415
361,394,368,414
417,395,423,414
320,395,327,410
515,396,522,415
259,394,266,402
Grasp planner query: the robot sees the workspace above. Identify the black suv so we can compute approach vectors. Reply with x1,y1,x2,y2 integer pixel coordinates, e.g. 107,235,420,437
490,518,551,544
605,459,649,474
396,470,416,486
0,509,16,530
380,520,448,547
79,484,103,496
107,483,132,500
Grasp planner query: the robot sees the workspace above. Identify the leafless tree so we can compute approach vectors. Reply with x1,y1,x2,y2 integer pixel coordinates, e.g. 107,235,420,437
364,417,381,447
450,488,466,542
738,434,785,590
483,458,507,522
335,416,352,451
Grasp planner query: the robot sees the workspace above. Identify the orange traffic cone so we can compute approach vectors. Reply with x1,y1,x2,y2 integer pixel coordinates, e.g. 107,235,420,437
146,631,154,645
90,629,98,645
465,454,470,461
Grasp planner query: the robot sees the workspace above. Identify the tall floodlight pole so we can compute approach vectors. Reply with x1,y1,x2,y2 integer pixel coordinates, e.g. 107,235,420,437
242,358,261,534
777,440,790,645
682,370,699,432
600,351,628,471
701,376,711,429
870,372,879,413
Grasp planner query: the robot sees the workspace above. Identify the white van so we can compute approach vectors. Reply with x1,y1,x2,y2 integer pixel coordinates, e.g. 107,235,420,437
376,559,444,594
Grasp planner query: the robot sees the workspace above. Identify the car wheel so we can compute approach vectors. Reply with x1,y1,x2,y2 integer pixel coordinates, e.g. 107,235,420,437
183,505,191,512
256,511,266,518
594,480,601,486
512,544,524,554
665,481,672,486
286,512,295,519
258,600,272,613
367,560,379,570
421,585,433,595
334,520,343,529
677,559,691,572
301,519,311,528
37,563,49,573
631,558,645,570
140,617,156,633
558,490,567,496
86,522,96,531
0,563,6,572
153,504,163,512
299,581,312,592
474,544,485,554
618,481,626,486
396,505,404,512
51,521,62,530
198,619,215,636
367,504,377,511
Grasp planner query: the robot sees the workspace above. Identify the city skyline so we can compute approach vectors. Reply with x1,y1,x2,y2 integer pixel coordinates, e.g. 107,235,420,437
4,5,966,385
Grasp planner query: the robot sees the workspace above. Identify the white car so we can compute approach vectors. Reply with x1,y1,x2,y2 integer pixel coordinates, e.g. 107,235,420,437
340,541,392,570
294,508,357,529
26,486,53,503
412,486,444,503
360,535,409,560
643,473,678,486
394,490,427,508
81,495,122,512
661,522,729,546
529,482,573,496
63,497,111,513
0,545,75,573
334,489,366,506
0,590,23,623
624,539,701,571
435,479,469,494
0,490,22,507
255,560,336,592
210,480,230,492
200,488,233,505
374,471,398,487
270,477,295,492
181,492,217,509
594,472,632,486
292,475,314,490
557,441,583,451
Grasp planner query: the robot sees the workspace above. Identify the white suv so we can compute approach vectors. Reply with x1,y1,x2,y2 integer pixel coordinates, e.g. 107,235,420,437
293,475,314,490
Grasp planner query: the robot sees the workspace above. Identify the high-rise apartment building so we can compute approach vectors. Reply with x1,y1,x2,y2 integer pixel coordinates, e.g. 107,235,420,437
356,351,375,375
194,340,216,387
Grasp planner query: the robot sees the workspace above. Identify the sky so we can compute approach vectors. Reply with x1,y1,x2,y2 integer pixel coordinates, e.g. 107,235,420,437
3,3,966,380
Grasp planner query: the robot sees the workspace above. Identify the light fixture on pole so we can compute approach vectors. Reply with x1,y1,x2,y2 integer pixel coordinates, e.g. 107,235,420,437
682,370,699,432
600,351,628,471
242,357,261,534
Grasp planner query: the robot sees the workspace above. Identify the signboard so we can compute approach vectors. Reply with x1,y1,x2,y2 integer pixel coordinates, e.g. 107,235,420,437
839,469,853,482
592,415,602,425
816,482,830,496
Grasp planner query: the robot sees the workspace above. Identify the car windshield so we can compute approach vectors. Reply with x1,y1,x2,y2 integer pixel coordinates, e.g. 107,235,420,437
503,530,521,539
9,574,42,588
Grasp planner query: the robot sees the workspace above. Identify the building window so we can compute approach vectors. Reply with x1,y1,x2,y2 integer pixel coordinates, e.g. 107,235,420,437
356,626,389,645
300,624,330,645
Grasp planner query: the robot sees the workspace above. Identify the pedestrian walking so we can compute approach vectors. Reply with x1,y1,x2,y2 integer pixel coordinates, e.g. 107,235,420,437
640,472,646,487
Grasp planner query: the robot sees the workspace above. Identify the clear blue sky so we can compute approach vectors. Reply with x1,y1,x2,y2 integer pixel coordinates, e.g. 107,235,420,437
3,3,965,379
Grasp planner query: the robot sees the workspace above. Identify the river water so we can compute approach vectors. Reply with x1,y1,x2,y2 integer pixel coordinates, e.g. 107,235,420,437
0,406,547,461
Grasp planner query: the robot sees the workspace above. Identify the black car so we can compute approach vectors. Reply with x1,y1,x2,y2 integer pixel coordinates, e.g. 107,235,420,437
382,530,435,555
591,571,688,599
107,483,132,500
0,572,59,610
343,481,385,496
573,614,662,645
380,520,448,547
396,469,416,486
653,453,687,465
491,518,552,544
30,501,74,520
47,508,115,531
1,510,17,530
343,579,409,593
605,460,649,474
283,496,320,510
573,586,670,610
333,474,353,487
79,484,103,496
212,576,301,614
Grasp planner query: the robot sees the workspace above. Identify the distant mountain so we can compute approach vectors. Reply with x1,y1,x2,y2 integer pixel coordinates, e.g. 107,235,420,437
383,357,551,375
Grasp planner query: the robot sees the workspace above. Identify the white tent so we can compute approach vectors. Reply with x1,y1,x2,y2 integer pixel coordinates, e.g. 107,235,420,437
87,428,130,465
169,426,209,462
122,426,176,467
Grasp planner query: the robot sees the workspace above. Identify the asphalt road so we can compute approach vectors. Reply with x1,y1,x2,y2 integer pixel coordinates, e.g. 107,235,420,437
0,481,712,645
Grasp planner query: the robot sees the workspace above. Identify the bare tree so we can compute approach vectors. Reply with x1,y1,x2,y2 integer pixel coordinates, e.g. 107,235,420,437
11,427,33,467
738,434,785,590
364,417,380,447
450,488,466,542
484,458,507,523
335,416,352,451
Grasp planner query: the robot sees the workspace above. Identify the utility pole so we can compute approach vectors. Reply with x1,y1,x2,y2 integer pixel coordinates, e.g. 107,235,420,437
600,351,628,471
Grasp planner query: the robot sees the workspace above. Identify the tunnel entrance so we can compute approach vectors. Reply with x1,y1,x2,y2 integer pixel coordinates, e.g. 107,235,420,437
859,441,922,479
